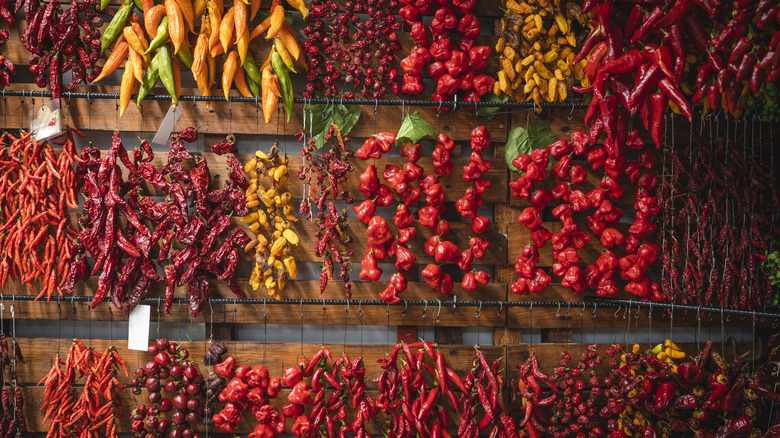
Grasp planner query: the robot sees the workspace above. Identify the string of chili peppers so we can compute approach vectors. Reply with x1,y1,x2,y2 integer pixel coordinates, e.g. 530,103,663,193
0,332,27,437
65,128,251,315
459,347,515,437
130,339,206,438
38,339,127,438
242,142,299,300
0,128,80,301
211,348,285,436
297,124,355,298
0,0,15,89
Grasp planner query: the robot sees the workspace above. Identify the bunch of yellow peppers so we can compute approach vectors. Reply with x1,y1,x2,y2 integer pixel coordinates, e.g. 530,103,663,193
242,143,299,299
494,0,587,108
96,0,308,120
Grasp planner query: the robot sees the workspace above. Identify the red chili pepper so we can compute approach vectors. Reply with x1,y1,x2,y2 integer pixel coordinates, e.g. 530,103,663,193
630,6,663,44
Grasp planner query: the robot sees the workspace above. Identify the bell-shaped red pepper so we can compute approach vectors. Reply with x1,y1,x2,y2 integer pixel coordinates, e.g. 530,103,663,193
247,365,269,389
235,364,251,382
437,273,454,294
530,189,552,210
436,73,459,96
434,218,450,235
585,264,602,288
213,402,242,432
398,4,419,24
410,21,428,47
400,186,420,206
401,73,424,94
552,155,572,180
474,270,490,285
530,148,549,169
356,138,382,161
433,6,457,30
281,403,304,418
570,190,590,212
249,424,276,438
422,263,444,289
434,240,459,262
456,14,480,38
600,228,624,249
418,206,440,229
625,277,650,298
526,162,547,182
461,272,477,290
379,281,401,304
512,153,531,171
367,216,392,244
216,356,236,379
597,277,618,297
288,381,312,405
425,183,445,205
468,46,491,71
398,226,417,243
628,217,654,239
353,200,376,225
569,165,586,184
393,205,414,229
291,415,313,437
619,255,647,281
549,139,571,158
357,165,379,198
246,387,266,406
518,207,543,231
471,216,490,234
529,269,551,293
424,235,439,257
282,367,302,387
570,130,590,155
220,378,249,403
530,227,553,249
402,142,421,162
597,250,618,274
396,245,416,271
430,39,452,60
359,251,383,281
428,61,447,78
637,243,660,263
600,176,624,199
456,249,474,271
375,185,394,207
552,204,572,221
265,376,281,398
403,161,424,182
455,195,477,219
375,132,396,153
469,237,489,258
472,74,494,95
444,51,468,77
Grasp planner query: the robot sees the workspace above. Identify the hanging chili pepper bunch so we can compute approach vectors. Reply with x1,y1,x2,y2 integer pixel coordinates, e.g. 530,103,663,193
130,339,206,438
0,333,27,438
66,129,251,315
210,353,285,435
38,339,127,438
494,0,586,106
509,121,661,299
0,0,15,89
20,0,104,98
95,0,307,117
302,0,401,98
242,142,299,300
374,340,470,437
398,0,495,105
0,128,80,301
458,347,516,437
298,124,355,297
658,135,778,310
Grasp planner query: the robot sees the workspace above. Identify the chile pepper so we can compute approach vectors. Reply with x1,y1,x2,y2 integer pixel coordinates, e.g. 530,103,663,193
271,49,293,122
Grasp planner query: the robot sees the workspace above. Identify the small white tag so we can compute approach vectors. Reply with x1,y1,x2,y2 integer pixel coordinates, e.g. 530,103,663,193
151,104,184,146
29,99,62,141
128,304,151,351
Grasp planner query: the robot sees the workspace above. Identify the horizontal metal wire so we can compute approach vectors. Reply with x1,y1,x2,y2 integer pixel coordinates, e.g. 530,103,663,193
0,89,589,109
4,294,778,320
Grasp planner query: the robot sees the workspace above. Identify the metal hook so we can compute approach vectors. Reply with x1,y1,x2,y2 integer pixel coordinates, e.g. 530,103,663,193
773,318,779,329
556,302,561,318
263,299,266,319
436,100,443,118
402,300,408,316
345,299,350,317
569,102,575,120
726,313,731,322
452,94,458,112
374,99,378,117
476,301,482,318
529,302,534,317
614,305,621,318
565,303,570,319
581,302,586,316
401,100,405,122
592,302,597,318
358,300,362,318
387,303,390,319
497,301,503,316
422,300,428,318
436,300,441,324
323,299,327,314
623,302,629,319
452,295,457,310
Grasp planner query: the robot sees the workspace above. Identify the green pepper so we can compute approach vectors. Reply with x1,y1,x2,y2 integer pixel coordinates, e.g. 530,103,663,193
137,60,161,107
145,17,170,55
101,0,133,55
154,44,178,105
177,41,194,69
132,0,143,11
243,52,263,86
247,76,260,97
100,0,111,10
270,49,293,122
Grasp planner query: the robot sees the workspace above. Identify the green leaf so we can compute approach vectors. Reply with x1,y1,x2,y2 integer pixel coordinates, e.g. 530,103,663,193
396,112,436,146
505,126,530,172
477,94,509,120
306,102,362,149
527,120,556,151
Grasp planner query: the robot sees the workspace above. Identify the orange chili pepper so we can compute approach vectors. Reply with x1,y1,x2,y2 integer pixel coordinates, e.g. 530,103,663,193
92,41,129,82
249,0,261,19
193,0,206,22
236,29,249,64
219,6,235,53
278,22,302,60
207,0,222,49
233,66,253,97
172,58,182,100
144,4,166,38
140,0,154,12
261,64,280,123
249,15,272,40
122,26,147,58
165,0,185,53
222,49,239,100
128,49,145,82
265,4,285,40
234,0,247,37
174,0,195,32
191,31,209,77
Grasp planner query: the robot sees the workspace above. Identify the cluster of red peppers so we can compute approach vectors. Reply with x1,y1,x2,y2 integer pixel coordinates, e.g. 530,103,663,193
510,128,661,299
298,124,355,298
458,347,517,437
20,0,105,98
659,134,778,310
130,339,205,438
0,128,80,301
515,339,780,438
65,128,250,315
0,333,26,438
0,0,15,88
39,339,127,438
282,347,374,437
211,355,284,436
398,0,495,104
374,340,471,437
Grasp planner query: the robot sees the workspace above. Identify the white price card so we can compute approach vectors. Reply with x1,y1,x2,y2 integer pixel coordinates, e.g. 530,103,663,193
151,104,184,146
29,99,62,141
128,304,151,351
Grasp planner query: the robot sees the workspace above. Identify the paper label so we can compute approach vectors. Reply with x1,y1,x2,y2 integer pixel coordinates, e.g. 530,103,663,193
128,304,151,351
151,104,184,146
29,99,62,141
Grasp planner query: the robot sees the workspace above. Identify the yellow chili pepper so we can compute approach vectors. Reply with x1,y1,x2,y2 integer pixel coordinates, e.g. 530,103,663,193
191,31,209,78
144,5,166,38
93,41,129,83
173,0,195,32
265,4,285,40
128,49,145,82
283,256,297,279
278,22,302,61
207,0,222,49
123,26,147,59
250,16,271,40
219,7,235,53
261,65,280,123
165,0,185,53
234,0,247,37
249,0,261,19
274,38,296,73
282,229,299,246
233,66,253,97
193,0,206,21
222,49,239,100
